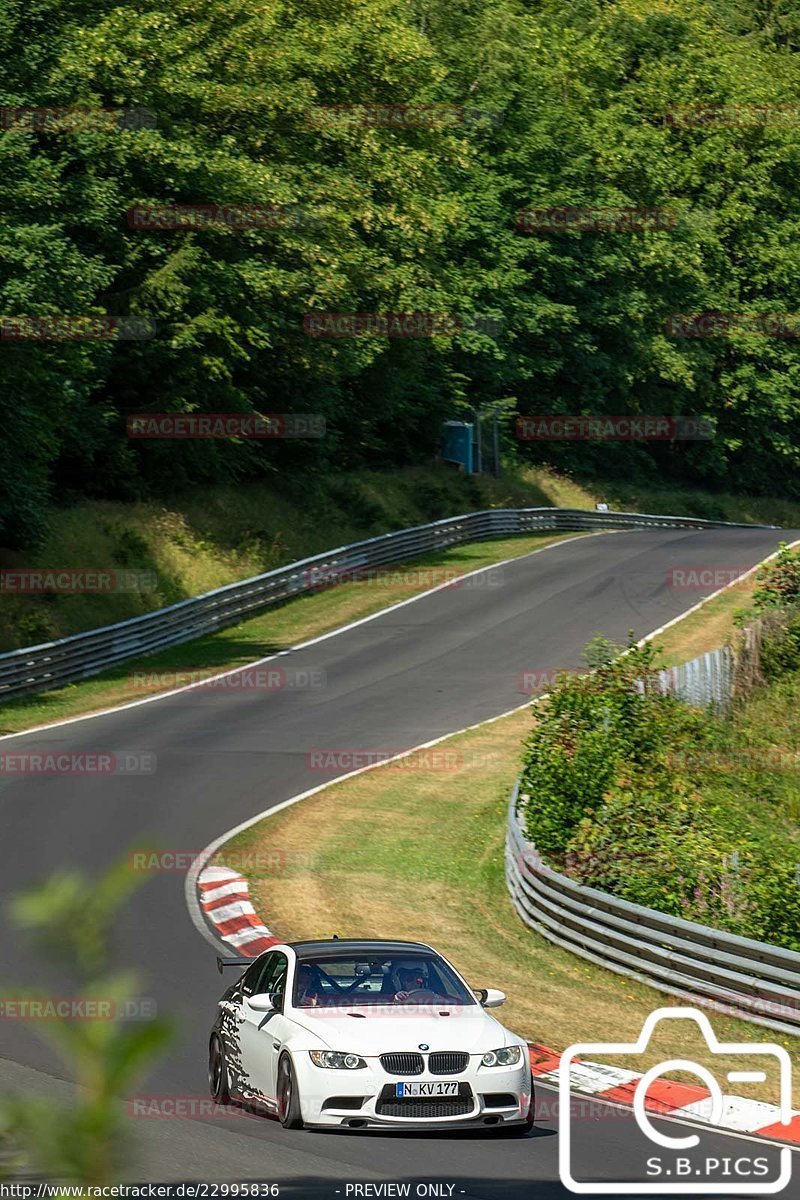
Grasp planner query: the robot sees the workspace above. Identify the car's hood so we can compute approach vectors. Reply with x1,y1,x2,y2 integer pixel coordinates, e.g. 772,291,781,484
289,1007,513,1054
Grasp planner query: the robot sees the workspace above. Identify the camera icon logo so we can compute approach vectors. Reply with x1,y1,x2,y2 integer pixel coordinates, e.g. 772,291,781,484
558,1008,793,1195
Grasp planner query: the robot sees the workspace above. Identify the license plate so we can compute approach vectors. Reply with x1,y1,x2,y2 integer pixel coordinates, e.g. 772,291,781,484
396,1081,458,1097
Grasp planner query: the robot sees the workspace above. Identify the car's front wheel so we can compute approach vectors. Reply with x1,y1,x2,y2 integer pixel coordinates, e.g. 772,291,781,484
209,1034,231,1104
277,1054,304,1129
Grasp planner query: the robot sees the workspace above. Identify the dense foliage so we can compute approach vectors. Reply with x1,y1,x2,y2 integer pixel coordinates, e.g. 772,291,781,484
753,541,800,611
750,543,800,676
3,0,800,544
518,637,800,951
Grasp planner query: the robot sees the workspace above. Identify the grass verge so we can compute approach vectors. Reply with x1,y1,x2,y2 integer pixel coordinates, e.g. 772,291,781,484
0,532,581,734
535,466,800,530
216,694,800,1107
646,536,800,667
4,462,800,656
650,577,756,667
0,464,555,653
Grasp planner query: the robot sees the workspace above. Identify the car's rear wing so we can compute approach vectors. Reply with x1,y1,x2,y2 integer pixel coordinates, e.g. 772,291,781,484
216,955,250,974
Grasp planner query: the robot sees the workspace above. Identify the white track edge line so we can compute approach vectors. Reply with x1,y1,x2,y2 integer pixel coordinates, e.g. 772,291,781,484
183,532,800,1153
0,531,606,742
637,537,800,648
184,692,541,950
187,529,796,949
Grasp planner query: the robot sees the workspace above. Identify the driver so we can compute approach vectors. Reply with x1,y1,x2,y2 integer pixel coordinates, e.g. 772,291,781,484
392,962,433,1001
295,963,324,1007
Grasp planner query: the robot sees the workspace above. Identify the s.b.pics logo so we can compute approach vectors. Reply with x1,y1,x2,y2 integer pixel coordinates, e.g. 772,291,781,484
559,1009,793,1195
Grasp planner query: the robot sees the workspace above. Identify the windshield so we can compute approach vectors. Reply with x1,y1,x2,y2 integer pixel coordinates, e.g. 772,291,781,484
292,953,476,1008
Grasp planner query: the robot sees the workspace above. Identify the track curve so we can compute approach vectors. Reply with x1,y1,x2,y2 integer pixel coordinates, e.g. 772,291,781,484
1,526,795,1197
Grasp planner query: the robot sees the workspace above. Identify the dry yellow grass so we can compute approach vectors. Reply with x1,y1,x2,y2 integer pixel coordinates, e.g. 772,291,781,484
651,576,756,667
218,712,800,1107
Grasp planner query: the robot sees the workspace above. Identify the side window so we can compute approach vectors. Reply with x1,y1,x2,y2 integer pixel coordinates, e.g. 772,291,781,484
260,953,288,1005
240,953,275,997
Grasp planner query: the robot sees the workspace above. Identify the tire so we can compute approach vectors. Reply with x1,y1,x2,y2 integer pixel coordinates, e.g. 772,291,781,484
209,1034,231,1104
277,1053,304,1129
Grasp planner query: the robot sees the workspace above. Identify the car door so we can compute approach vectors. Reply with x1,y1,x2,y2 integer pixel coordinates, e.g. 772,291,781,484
216,955,269,1096
224,953,279,1105
238,951,289,1107
251,953,296,1102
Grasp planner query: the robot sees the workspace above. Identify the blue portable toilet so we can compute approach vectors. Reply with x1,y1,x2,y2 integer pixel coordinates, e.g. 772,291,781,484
441,421,475,474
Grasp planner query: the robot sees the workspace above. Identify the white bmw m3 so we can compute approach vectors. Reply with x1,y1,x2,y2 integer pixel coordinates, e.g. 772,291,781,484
208,938,534,1133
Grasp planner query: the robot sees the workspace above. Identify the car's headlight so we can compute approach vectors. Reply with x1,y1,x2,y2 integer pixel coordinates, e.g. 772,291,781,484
481,1046,523,1067
309,1050,367,1069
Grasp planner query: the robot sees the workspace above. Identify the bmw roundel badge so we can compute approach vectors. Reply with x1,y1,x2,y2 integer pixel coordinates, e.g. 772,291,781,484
419,1044,429,1050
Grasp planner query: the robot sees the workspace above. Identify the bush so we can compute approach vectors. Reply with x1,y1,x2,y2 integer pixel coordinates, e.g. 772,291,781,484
753,864,800,955
759,609,800,679
564,777,725,918
517,636,800,951
752,542,800,611
519,636,707,854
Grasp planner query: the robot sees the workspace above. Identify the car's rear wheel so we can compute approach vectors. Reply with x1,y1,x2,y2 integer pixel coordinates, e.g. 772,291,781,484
277,1054,304,1129
209,1034,231,1104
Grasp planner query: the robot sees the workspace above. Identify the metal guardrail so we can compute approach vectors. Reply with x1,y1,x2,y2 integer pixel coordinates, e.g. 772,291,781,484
0,506,777,701
651,644,734,711
506,780,800,1035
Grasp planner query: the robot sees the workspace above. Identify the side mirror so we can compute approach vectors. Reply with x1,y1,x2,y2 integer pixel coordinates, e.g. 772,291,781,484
477,988,506,1008
248,992,278,1012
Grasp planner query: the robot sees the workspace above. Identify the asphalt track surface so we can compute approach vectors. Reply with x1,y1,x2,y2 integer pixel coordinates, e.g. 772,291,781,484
1,526,797,1198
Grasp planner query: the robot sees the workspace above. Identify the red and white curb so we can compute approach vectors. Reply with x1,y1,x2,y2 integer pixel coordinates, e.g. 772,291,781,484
197,866,279,956
196,869,800,1151
529,1043,800,1148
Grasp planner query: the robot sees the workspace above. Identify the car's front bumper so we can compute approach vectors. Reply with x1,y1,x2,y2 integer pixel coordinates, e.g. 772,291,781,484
298,1059,533,1130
